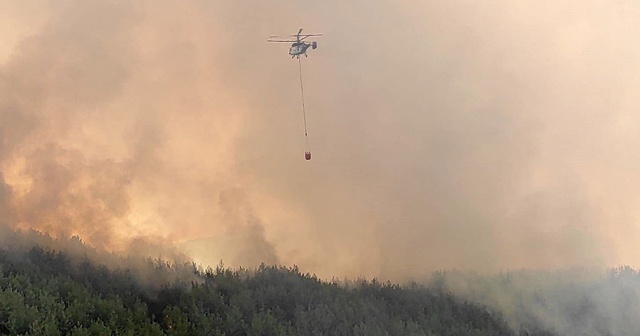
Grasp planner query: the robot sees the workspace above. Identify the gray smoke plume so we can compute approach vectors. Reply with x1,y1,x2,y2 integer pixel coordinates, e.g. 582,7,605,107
1,0,640,281
429,267,640,336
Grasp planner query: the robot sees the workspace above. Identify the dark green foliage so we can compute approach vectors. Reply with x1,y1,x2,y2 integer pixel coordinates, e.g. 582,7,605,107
0,242,555,335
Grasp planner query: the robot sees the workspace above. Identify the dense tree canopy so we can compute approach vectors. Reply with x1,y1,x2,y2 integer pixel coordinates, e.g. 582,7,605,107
0,233,556,335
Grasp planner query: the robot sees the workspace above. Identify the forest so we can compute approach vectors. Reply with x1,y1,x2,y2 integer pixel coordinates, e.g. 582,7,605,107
430,266,640,336
0,229,558,336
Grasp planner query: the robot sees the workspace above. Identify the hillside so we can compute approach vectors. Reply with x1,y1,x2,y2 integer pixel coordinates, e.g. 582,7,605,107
0,231,552,336
430,268,640,336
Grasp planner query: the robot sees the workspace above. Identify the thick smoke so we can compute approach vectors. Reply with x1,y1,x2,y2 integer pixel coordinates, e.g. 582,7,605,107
0,1,257,262
429,267,640,335
1,0,640,281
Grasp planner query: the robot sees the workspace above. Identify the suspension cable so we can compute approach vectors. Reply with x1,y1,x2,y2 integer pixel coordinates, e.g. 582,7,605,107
298,57,308,139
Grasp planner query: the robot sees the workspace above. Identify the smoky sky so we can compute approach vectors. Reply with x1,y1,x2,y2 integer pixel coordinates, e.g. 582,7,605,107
1,0,640,281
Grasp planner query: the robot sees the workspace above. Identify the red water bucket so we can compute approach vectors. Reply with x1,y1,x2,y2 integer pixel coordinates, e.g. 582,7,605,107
304,151,311,160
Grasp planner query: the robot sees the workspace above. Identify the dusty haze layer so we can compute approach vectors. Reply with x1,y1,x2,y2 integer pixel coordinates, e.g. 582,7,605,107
1,1,640,281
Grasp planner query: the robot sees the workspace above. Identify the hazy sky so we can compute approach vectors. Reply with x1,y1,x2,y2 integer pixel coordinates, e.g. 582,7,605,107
1,0,640,281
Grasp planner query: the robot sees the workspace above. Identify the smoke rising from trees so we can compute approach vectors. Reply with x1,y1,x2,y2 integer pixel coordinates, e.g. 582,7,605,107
1,1,640,281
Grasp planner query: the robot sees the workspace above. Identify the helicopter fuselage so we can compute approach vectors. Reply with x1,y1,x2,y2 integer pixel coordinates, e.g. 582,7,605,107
289,41,318,58
289,42,310,56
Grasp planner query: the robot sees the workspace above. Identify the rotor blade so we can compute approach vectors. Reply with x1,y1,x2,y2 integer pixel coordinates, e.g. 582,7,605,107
267,39,296,42
300,35,322,41
298,28,303,36
284,34,322,37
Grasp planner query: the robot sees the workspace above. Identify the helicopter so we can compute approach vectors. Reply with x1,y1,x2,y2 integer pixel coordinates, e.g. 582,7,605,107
268,28,322,58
